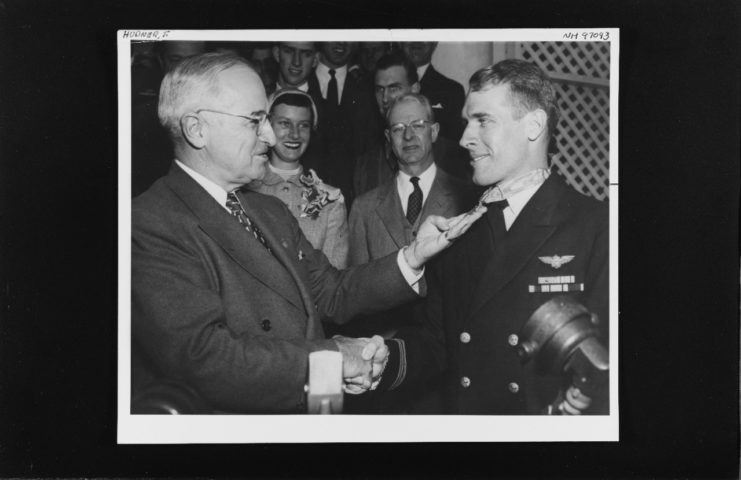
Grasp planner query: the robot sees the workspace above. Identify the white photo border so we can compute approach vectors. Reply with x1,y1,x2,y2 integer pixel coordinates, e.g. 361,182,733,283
118,28,619,444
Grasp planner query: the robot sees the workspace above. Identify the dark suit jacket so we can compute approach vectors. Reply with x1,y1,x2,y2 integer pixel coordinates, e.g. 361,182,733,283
131,164,418,413
420,65,466,143
384,173,609,414
304,71,379,207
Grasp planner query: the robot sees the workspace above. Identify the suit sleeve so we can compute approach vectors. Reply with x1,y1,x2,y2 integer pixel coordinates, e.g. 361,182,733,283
283,201,419,326
132,209,338,413
378,257,447,392
321,196,350,270
347,197,371,266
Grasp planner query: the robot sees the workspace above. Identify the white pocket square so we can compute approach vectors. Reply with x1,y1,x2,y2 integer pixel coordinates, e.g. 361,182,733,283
432,103,443,109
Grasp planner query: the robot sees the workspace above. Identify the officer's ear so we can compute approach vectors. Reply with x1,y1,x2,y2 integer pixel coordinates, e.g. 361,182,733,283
525,108,548,142
180,112,207,149
272,45,281,63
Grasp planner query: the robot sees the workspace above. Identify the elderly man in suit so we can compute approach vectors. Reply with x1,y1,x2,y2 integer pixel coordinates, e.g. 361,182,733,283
343,93,476,413
400,42,466,143
378,59,609,415
131,52,484,413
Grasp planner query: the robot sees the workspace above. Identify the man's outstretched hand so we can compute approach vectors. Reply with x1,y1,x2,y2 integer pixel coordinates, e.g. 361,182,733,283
403,205,488,271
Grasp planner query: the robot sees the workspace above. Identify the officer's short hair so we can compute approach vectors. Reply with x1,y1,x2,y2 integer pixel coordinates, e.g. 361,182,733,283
469,59,560,138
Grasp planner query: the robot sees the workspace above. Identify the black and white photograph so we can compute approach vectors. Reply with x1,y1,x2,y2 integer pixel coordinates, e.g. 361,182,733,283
2,0,739,476
118,29,618,443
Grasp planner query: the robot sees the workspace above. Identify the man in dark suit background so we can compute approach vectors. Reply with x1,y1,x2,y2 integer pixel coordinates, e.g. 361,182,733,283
378,59,609,415
401,42,466,143
306,42,378,207
131,53,484,413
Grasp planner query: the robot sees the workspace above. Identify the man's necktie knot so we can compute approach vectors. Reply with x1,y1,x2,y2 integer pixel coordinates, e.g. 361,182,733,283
406,176,423,225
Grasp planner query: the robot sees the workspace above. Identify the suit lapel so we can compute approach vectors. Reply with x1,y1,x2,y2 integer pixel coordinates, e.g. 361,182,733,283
466,175,566,322
421,169,454,219
238,191,323,336
166,167,305,312
375,179,408,249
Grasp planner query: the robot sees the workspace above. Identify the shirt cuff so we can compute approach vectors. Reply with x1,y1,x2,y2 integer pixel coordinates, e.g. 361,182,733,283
397,248,424,294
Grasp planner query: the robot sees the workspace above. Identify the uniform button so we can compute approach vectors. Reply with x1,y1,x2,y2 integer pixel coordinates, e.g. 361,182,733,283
508,334,519,346
282,186,290,192
459,332,471,343
508,382,520,393
461,376,471,388
260,319,272,331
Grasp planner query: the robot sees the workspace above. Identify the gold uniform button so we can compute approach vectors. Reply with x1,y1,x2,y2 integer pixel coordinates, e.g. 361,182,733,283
508,334,519,346
459,332,471,343
508,382,520,393
461,376,471,388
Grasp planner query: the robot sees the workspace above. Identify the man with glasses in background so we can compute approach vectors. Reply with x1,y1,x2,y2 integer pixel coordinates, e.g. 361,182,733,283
131,53,484,413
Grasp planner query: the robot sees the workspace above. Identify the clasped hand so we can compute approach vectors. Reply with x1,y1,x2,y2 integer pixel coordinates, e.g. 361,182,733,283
333,335,388,395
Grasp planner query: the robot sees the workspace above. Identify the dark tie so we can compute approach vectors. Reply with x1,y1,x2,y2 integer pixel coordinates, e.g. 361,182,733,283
406,176,423,225
226,191,273,254
486,199,509,245
326,68,338,113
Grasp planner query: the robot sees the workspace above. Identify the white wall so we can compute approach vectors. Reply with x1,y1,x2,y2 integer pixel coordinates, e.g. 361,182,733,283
432,42,509,90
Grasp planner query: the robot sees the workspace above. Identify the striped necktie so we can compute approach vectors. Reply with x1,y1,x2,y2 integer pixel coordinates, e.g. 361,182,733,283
226,191,273,255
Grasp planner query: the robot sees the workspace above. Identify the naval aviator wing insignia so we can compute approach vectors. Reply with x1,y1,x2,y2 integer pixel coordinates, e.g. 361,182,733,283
539,255,575,269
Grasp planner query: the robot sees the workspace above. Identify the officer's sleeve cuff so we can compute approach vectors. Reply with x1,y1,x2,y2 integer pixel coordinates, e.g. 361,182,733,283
397,249,424,294
377,338,407,391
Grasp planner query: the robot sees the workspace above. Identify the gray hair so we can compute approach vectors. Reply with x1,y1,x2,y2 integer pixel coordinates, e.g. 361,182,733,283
158,52,255,139
385,92,436,125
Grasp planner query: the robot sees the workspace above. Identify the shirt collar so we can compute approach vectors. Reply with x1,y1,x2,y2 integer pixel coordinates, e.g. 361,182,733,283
316,62,347,86
504,183,542,220
396,162,437,199
416,63,431,81
175,159,230,211
269,163,304,184
275,81,309,93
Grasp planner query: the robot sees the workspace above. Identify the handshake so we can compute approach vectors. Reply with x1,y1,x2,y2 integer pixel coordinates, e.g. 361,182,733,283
332,335,389,394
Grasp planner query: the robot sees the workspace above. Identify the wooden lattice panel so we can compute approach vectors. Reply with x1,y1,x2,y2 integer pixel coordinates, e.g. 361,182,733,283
551,82,610,200
511,41,610,200
519,41,610,80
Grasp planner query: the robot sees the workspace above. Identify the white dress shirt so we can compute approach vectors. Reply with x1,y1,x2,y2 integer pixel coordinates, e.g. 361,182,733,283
502,183,543,230
416,63,431,82
174,160,423,289
396,163,437,216
315,62,347,102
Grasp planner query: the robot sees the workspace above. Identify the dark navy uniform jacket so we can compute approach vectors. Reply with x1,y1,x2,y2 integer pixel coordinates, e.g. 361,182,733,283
382,173,609,414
